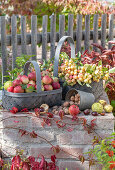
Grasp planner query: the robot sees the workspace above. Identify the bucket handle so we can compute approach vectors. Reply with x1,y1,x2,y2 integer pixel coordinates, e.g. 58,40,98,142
24,61,42,93
53,36,75,77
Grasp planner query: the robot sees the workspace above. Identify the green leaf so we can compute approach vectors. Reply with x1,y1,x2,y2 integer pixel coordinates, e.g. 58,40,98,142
98,60,102,66
86,83,92,88
109,67,115,73
77,80,83,86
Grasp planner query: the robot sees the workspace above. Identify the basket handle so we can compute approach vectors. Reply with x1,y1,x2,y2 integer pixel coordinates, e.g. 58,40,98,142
53,36,75,77
24,61,42,93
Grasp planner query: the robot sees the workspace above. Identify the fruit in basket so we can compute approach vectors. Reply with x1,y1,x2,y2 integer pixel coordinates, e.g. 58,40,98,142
104,104,113,113
7,86,14,92
83,109,90,115
63,101,70,107
25,84,35,93
28,71,36,81
14,86,24,93
99,100,107,106
44,84,53,91
16,75,22,80
92,103,103,113
29,80,36,86
42,75,53,85
52,77,59,83
13,79,22,87
4,81,13,90
52,82,60,90
20,75,29,84
69,105,80,116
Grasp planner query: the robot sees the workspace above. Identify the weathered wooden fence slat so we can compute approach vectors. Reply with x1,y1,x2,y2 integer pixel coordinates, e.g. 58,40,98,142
101,14,107,48
59,15,65,39
93,14,99,51
68,14,74,38
11,15,17,69
76,14,82,53
84,15,90,51
21,16,27,55
108,14,114,49
1,16,7,84
31,15,37,60
50,14,56,60
42,15,48,60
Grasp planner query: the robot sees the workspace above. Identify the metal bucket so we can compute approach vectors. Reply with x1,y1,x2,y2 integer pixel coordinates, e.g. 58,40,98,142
65,88,95,111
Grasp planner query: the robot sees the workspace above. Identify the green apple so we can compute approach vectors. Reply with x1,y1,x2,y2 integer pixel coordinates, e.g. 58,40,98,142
4,81,13,90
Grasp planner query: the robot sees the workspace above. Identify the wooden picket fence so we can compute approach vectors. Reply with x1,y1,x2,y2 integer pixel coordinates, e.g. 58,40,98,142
0,14,115,82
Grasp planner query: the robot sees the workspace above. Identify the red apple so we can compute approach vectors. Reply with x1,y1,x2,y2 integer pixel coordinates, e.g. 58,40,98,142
69,105,80,116
52,77,59,83
13,79,22,87
42,75,52,85
20,75,29,84
29,80,36,86
14,86,24,93
52,82,60,90
7,86,14,92
44,84,53,91
16,75,22,80
28,71,36,81
25,84,35,93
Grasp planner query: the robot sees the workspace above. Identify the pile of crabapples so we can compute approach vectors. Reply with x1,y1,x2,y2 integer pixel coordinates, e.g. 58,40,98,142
58,58,109,86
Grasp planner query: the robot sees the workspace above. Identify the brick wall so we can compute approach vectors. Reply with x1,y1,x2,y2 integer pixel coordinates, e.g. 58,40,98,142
0,110,114,170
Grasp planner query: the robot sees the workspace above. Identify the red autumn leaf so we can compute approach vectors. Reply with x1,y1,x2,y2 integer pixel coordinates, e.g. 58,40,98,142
13,120,19,123
21,108,29,112
106,150,114,157
51,155,56,163
78,155,85,164
39,155,45,169
47,112,54,118
111,141,115,148
19,129,28,137
9,107,18,114
22,162,30,170
91,119,97,128
11,155,21,169
59,110,64,120
34,108,40,117
51,145,60,154
109,161,115,170
28,156,35,164
0,157,4,167
43,118,51,126
30,131,38,138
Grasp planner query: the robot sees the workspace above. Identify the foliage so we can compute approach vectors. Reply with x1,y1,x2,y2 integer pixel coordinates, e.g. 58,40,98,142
1,150,59,170
5,55,33,81
85,132,115,169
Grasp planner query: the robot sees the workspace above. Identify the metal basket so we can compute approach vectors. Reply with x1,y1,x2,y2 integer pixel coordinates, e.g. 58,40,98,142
53,36,104,100
2,61,62,111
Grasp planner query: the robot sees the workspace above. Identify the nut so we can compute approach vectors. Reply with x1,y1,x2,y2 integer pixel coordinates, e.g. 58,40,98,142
70,96,75,101
53,106,58,109
54,111,59,114
63,101,70,107
75,97,78,102
58,106,63,110
74,102,78,105
52,109,56,113
100,112,105,116
69,101,75,105
63,107,69,114
78,101,80,105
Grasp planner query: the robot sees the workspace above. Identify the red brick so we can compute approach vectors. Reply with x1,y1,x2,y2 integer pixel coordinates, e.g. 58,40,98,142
30,146,83,159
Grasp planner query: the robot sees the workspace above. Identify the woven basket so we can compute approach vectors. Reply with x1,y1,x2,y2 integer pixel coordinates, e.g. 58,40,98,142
53,36,104,100
2,61,62,111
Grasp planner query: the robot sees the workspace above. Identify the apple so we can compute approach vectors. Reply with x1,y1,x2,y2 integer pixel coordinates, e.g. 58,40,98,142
13,79,22,87
7,86,14,92
52,77,59,83
16,75,22,80
29,80,36,86
14,86,24,93
44,84,53,91
35,85,44,91
69,105,80,116
25,84,35,93
42,75,52,85
52,82,60,90
4,81,13,90
20,75,29,84
28,71,36,81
